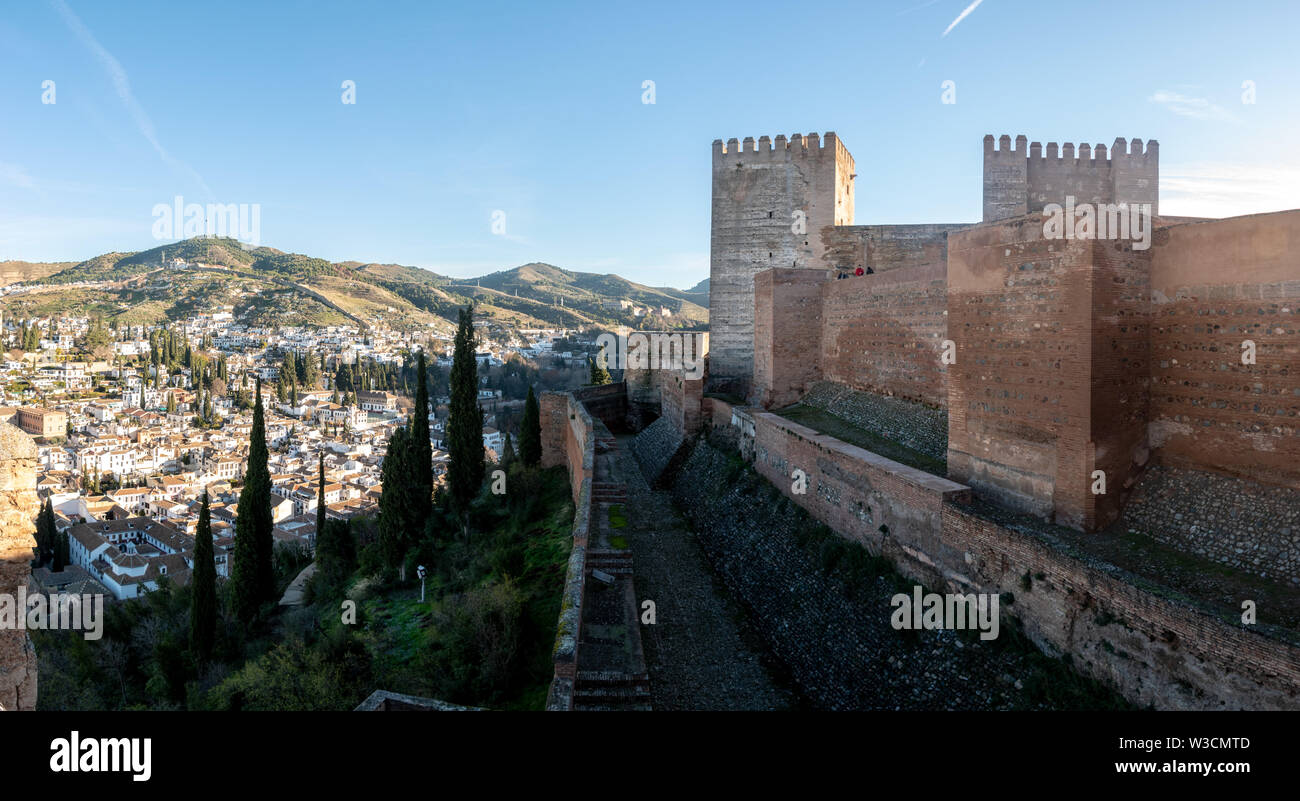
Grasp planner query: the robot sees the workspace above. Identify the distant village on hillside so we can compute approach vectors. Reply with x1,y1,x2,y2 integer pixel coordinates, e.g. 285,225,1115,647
1,258,606,603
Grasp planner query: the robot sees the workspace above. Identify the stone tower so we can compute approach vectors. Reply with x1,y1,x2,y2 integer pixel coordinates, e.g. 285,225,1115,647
982,134,1159,222
708,133,854,397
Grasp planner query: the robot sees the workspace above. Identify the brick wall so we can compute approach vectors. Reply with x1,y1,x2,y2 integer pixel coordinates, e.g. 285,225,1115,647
820,262,949,408
942,503,1300,710
1089,238,1154,528
1148,210,1300,490
660,373,704,435
540,390,596,710
727,411,1300,709
752,268,827,408
748,411,968,564
819,223,965,275
946,215,1096,528
572,382,628,433
540,391,593,506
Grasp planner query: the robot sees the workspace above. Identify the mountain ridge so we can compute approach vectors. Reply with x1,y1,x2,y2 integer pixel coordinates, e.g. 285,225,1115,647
2,238,708,333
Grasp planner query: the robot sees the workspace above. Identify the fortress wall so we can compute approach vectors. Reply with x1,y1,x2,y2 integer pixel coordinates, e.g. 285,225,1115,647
943,503,1300,710
728,411,1300,709
1109,138,1160,215
545,474,590,711
820,223,964,275
819,262,949,408
659,372,704,435
540,391,596,710
0,424,39,711
624,367,662,430
571,382,628,433
984,135,1159,222
541,391,593,506
983,135,1028,222
709,133,853,393
748,412,968,568
752,268,827,408
1148,210,1300,489
946,215,1096,529
1025,147,1113,212
1088,238,1154,528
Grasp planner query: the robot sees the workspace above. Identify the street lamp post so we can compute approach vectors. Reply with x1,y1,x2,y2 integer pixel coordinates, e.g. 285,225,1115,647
417,564,427,603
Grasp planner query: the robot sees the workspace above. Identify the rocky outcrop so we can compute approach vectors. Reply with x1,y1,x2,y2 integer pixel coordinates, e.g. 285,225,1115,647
0,424,39,711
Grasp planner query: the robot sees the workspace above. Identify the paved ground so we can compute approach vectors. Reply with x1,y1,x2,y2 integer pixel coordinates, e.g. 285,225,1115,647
615,434,798,710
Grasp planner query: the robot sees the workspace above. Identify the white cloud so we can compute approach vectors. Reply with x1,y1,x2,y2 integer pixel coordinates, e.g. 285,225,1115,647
0,163,36,189
1148,90,1236,122
49,0,213,197
941,0,985,37
1161,162,1300,218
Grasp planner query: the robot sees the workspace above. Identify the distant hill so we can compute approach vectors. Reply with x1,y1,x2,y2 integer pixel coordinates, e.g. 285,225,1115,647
471,263,708,325
0,260,71,285
3,237,708,333
687,277,708,294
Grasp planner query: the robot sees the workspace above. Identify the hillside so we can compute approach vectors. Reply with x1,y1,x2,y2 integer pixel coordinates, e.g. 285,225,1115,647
0,260,72,285
473,263,709,327
5,237,708,333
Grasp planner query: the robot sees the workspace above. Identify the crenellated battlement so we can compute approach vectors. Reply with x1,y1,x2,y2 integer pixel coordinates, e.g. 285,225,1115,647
710,130,855,392
713,132,847,162
985,134,1159,164
983,132,1159,221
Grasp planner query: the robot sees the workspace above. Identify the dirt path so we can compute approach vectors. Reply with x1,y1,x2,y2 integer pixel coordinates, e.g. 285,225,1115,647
278,563,316,606
614,435,797,710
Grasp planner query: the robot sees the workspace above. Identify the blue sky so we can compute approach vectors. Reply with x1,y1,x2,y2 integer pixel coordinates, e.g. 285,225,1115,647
2,0,1298,289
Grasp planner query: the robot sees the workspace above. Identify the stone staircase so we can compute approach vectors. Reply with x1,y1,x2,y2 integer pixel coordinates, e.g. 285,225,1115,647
586,548,633,578
592,481,627,504
571,670,652,711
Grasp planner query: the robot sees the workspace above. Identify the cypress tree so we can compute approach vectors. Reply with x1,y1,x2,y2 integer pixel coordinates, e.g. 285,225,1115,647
519,386,541,467
334,518,355,574
35,498,56,566
378,426,412,569
50,504,69,572
410,350,433,520
588,350,611,385
314,452,331,571
317,445,356,593
231,378,274,621
52,516,69,572
446,306,484,510
501,432,516,469
316,452,327,543
190,492,217,662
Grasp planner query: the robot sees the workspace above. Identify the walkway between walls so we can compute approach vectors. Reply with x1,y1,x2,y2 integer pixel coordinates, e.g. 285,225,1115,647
613,433,798,710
